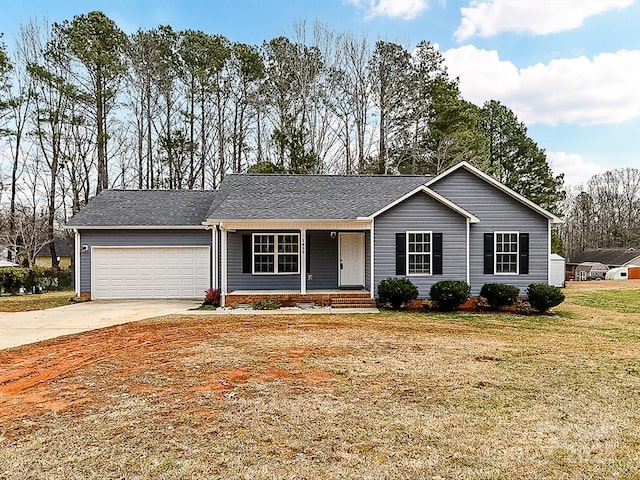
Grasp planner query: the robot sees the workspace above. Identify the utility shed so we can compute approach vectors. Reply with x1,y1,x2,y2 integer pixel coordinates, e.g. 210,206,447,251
549,254,565,287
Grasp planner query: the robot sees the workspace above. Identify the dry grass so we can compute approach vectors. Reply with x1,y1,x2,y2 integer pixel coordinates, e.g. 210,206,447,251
0,291,76,312
1,282,639,479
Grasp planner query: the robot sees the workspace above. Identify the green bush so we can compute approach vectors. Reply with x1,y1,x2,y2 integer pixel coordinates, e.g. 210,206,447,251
0,267,30,294
377,277,418,309
429,280,471,312
526,283,565,313
253,298,281,310
479,283,519,310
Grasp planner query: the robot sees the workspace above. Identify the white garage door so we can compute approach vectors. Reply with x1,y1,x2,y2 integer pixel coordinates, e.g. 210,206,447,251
92,246,210,299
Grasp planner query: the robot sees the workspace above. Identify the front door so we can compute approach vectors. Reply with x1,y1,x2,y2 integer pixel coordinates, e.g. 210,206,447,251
339,233,365,287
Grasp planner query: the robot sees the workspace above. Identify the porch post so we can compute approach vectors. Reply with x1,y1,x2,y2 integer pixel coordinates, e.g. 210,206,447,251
74,229,80,297
466,219,470,286
212,225,218,290
370,220,375,299
300,228,307,294
221,225,228,307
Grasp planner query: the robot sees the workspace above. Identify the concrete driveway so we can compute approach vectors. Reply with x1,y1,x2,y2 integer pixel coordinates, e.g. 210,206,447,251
0,300,200,350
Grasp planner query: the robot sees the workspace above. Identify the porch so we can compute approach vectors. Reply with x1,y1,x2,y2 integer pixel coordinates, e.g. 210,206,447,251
216,220,375,307
225,289,377,308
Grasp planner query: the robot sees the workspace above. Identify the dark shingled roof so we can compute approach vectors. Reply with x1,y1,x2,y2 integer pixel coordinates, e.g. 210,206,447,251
36,238,73,257
67,190,218,227
569,248,640,266
206,174,432,220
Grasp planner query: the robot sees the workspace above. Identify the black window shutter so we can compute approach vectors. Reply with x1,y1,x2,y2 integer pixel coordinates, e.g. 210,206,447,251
432,233,443,275
306,233,311,273
242,234,252,273
396,233,406,275
484,233,494,275
519,233,529,274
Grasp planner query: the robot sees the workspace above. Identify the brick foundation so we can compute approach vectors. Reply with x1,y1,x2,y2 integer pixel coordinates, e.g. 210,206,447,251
225,292,374,308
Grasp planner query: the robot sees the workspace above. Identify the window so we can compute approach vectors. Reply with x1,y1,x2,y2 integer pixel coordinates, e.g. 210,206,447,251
252,233,299,274
407,231,432,275
495,232,518,274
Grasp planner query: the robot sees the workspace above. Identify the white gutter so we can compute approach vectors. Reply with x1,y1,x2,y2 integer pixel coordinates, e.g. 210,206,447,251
466,220,470,286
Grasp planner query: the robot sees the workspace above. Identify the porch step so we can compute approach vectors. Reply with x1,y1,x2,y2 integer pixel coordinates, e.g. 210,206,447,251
331,297,377,309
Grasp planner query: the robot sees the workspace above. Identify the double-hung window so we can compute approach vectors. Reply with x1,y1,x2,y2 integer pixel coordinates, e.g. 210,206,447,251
252,233,299,274
495,231,518,274
407,231,432,275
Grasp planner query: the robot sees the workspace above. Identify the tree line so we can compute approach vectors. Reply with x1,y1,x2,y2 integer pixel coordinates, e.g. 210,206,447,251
559,168,640,260
0,12,565,267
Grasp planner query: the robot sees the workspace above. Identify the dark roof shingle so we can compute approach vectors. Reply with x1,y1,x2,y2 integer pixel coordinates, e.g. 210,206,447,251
207,174,432,220
569,248,640,266
67,190,217,227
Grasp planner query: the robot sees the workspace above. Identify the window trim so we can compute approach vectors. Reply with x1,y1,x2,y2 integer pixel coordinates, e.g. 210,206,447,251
406,230,432,276
251,233,300,275
494,231,519,275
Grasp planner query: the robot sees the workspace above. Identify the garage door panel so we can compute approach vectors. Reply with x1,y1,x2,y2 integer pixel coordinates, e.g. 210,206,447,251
92,247,210,299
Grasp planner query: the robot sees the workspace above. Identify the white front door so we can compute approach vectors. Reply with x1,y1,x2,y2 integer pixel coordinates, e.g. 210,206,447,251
339,233,365,287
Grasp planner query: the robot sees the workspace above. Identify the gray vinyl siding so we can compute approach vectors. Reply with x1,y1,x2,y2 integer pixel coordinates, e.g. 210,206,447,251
374,192,468,298
307,231,338,289
227,231,301,291
430,169,549,295
78,229,212,294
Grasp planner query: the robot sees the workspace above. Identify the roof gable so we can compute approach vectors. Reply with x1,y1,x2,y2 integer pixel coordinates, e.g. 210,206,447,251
366,185,480,223
425,161,563,224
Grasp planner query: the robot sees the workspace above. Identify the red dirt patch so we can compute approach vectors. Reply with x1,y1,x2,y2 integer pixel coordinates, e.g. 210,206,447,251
0,315,349,425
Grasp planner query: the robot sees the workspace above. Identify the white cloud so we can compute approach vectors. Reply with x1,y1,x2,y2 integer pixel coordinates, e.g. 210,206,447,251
455,0,634,42
547,151,607,186
443,45,640,126
348,0,429,20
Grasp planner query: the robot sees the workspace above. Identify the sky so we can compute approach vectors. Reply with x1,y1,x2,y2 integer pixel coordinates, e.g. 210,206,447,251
1,0,639,187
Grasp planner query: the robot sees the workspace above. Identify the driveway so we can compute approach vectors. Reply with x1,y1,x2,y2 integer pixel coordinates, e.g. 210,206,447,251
0,300,200,350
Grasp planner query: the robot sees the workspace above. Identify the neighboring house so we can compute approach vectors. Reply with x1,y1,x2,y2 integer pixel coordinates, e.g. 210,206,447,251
35,238,74,269
66,162,562,305
574,262,609,281
566,247,640,280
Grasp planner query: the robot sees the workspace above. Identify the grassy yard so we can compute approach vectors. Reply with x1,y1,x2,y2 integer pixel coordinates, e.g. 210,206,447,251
0,282,639,479
0,291,76,312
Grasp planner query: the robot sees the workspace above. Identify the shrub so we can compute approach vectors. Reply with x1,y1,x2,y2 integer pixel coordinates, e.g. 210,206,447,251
515,300,533,315
526,283,565,313
479,283,519,310
203,288,221,307
0,267,30,295
377,277,419,309
253,298,281,310
429,280,471,312
474,296,490,312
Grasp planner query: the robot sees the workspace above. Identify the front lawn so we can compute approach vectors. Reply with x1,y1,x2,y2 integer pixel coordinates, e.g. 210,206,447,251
0,291,76,312
0,284,638,478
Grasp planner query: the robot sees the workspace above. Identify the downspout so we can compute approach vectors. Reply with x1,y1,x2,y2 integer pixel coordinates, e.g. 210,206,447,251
74,229,81,297
466,219,470,286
